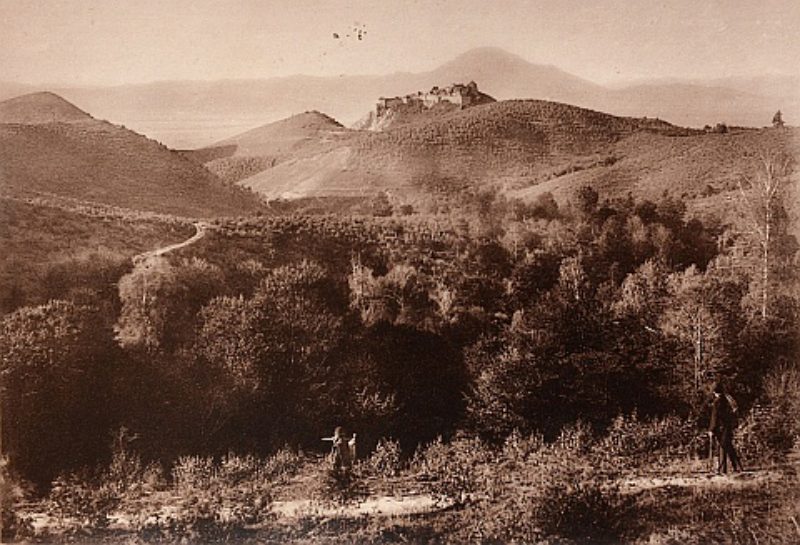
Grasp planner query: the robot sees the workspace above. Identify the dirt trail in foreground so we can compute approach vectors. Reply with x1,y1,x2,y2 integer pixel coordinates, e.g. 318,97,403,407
619,466,790,494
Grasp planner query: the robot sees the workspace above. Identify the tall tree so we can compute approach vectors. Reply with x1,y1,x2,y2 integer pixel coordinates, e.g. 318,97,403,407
736,147,794,320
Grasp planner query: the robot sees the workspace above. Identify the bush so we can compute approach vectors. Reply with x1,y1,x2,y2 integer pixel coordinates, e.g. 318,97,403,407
364,437,403,479
532,478,627,542
171,453,273,508
135,453,274,542
410,434,494,504
46,472,120,532
597,413,696,466
1,456,34,540
317,466,369,505
263,446,305,484
132,493,257,544
104,428,166,497
470,432,632,543
763,364,800,441
171,455,216,491
736,405,795,465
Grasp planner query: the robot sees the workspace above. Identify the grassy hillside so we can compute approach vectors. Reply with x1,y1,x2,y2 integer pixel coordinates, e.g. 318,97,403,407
0,92,264,218
0,120,263,217
231,100,798,238
0,196,194,313
185,111,349,184
213,110,345,157
512,127,800,231
238,99,694,199
0,91,91,124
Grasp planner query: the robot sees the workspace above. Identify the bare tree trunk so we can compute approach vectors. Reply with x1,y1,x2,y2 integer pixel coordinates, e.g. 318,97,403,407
762,205,770,320
1,391,3,545
736,147,791,322
693,316,703,393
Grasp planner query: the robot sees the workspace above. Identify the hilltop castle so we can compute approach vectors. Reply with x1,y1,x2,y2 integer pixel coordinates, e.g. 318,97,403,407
376,81,491,116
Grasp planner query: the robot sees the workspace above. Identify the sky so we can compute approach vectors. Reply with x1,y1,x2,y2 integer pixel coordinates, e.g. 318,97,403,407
1,0,798,86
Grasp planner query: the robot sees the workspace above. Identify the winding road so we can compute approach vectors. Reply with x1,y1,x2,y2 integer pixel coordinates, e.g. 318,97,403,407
132,221,208,264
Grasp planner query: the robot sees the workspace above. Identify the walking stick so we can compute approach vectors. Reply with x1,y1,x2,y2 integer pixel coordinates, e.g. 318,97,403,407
707,432,714,473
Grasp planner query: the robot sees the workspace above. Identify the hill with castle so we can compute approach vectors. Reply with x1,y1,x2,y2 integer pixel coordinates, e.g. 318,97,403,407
353,81,496,131
185,80,796,234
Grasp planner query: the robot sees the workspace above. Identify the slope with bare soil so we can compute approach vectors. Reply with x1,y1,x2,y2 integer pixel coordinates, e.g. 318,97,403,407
186,111,351,184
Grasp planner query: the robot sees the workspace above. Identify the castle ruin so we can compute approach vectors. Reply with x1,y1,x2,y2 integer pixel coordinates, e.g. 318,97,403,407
376,81,486,116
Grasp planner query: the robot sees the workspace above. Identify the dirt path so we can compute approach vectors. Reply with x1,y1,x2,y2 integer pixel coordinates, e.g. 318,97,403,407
271,494,444,519
132,221,207,264
17,463,795,538
619,467,789,494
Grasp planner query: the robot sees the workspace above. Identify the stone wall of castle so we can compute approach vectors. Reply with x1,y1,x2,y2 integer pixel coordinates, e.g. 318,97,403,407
376,81,481,116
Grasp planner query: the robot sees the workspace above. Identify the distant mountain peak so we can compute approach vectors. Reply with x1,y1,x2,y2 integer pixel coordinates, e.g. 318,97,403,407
446,47,532,64
0,91,92,124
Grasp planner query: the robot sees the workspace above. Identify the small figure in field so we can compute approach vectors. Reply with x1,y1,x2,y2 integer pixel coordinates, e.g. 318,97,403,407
708,382,743,474
322,426,356,471
772,110,785,129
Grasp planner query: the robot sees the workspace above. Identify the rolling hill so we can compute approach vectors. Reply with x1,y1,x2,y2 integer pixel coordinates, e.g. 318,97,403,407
0,91,92,124
210,110,346,157
227,99,694,199
185,96,797,238
0,92,263,218
185,111,350,185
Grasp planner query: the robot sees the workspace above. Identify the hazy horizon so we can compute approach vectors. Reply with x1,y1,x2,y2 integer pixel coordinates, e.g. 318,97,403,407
2,0,799,88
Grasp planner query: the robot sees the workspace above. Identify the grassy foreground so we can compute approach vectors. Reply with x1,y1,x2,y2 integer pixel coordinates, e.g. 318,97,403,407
5,416,799,545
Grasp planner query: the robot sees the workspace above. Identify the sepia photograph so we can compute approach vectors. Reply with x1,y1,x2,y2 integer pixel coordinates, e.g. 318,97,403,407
0,0,798,543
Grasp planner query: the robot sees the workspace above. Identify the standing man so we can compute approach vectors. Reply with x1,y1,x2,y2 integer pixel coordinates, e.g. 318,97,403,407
708,382,743,474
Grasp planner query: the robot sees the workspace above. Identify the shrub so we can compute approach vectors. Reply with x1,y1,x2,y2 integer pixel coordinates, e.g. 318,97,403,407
135,453,274,542
763,364,800,441
263,446,305,484
171,453,273,507
597,413,696,466
471,435,632,543
736,404,795,465
1,457,34,540
364,437,403,479
132,493,256,544
104,428,166,497
46,472,120,532
171,455,216,491
532,478,627,542
317,466,369,505
410,434,494,504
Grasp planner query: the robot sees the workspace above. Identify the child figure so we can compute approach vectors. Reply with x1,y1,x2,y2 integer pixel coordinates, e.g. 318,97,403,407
322,426,354,470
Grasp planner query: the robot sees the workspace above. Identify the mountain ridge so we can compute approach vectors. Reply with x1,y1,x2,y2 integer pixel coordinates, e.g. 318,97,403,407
1,48,793,147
